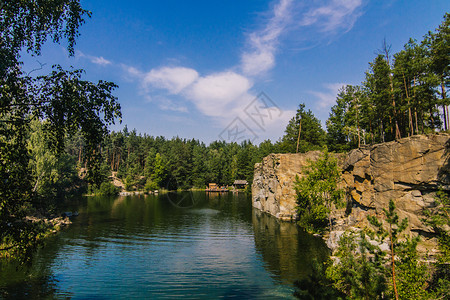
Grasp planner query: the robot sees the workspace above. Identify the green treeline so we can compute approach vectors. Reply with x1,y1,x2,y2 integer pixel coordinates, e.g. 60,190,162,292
93,127,277,191
327,13,450,151
94,104,327,191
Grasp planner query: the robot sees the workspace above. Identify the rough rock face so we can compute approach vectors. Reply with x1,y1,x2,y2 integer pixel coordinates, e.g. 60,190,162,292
252,151,323,221
338,134,449,239
252,134,450,250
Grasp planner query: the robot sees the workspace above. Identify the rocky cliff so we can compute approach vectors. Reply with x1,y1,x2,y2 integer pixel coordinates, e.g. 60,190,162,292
252,134,450,250
252,150,325,221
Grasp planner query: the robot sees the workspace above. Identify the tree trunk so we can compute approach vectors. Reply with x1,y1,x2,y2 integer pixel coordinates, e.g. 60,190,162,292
296,118,302,153
111,151,115,171
445,105,450,131
405,75,413,136
384,42,401,140
356,101,360,148
414,108,419,135
33,171,45,193
442,82,448,131
390,226,399,300
78,145,82,164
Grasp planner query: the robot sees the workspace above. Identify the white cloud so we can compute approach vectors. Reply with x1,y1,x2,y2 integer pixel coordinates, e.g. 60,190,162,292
76,51,112,66
187,71,252,106
299,0,364,33
91,56,112,66
241,0,293,76
123,65,142,78
310,83,346,110
118,0,365,142
145,95,189,113
143,67,199,94
240,0,364,76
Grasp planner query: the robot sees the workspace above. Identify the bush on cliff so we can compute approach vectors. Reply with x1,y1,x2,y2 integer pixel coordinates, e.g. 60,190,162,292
294,150,343,233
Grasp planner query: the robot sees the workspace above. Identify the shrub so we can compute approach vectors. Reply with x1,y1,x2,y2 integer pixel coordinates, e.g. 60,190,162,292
95,182,119,196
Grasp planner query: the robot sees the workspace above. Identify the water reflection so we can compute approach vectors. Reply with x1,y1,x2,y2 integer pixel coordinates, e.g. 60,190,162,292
252,209,329,283
0,192,329,299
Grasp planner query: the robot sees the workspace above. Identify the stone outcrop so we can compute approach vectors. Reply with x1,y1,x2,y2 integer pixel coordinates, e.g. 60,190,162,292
252,151,324,221
339,134,449,232
252,134,450,250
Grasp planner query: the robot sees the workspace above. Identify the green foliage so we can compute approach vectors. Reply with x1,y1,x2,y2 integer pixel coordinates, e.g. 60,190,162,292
151,153,167,188
124,175,134,191
278,103,326,153
28,120,80,202
0,219,53,262
102,131,277,191
423,190,450,298
93,182,119,197
294,259,345,300
367,200,432,299
325,231,387,299
327,85,367,151
144,179,159,192
315,200,434,300
326,13,450,150
396,238,430,300
1,0,121,261
294,151,343,233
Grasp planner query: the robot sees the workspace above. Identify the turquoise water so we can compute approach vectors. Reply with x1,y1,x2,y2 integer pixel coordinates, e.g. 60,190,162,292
0,192,329,299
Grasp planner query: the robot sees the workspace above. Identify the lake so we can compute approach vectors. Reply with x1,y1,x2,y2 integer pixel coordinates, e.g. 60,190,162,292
0,192,329,299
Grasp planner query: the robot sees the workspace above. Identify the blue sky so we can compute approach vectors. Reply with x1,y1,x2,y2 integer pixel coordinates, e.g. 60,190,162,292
22,0,449,144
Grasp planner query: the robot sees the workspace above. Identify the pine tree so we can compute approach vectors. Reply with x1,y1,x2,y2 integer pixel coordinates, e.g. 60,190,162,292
279,103,326,153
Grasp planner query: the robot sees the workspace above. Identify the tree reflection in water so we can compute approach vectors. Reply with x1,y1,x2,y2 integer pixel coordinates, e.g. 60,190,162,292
252,209,330,283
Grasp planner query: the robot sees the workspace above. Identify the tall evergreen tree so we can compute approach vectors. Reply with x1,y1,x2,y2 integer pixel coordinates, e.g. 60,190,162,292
279,103,326,153
425,13,450,130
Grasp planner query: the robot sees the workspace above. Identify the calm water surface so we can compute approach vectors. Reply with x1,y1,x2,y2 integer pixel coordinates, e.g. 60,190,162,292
0,192,329,299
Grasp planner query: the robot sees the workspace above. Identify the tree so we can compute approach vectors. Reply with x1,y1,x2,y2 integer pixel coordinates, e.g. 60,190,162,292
393,38,440,136
326,85,365,151
326,87,351,152
28,119,79,202
278,103,326,153
150,153,167,189
368,200,425,299
325,230,387,299
294,151,343,233
364,54,393,142
0,0,121,260
323,200,431,300
425,13,450,130
424,190,450,298
191,144,207,188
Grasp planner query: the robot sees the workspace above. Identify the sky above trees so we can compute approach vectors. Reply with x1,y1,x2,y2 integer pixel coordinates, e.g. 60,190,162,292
20,0,449,143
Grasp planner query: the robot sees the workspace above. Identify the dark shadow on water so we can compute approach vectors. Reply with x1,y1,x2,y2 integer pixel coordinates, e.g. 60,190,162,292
0,260,69,300
252,209,330,283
